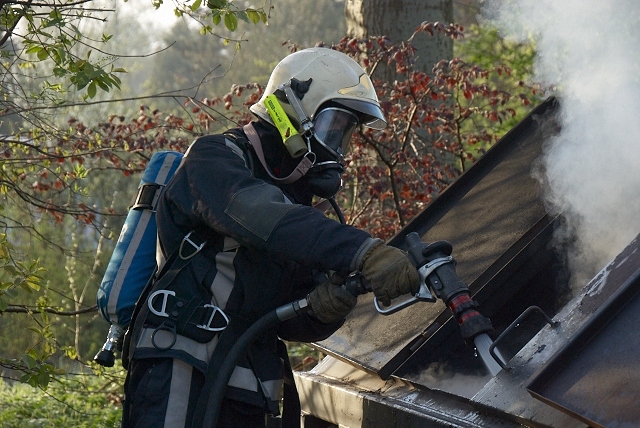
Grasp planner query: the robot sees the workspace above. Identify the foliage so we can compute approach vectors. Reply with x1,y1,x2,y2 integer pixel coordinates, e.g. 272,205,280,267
0,0,269,104
0,233,45,312
139,0,346,115
0,367,124,427
455,23,536,82
325,23,540,239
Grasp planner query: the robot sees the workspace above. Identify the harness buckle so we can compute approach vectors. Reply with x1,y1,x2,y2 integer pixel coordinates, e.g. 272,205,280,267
196,304,229,332
179,231,206,260
147,289,175,318
151,322,178,350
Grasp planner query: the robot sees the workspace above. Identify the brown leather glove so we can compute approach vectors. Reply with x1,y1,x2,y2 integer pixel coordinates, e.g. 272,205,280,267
307,281,357,324
360,243,420,307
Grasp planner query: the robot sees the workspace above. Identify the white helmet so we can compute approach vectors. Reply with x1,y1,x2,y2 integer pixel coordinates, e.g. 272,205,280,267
249,47,387,199
250,47,387,131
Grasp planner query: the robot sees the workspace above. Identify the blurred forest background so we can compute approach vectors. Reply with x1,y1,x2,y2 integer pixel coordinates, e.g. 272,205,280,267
0,0,540,424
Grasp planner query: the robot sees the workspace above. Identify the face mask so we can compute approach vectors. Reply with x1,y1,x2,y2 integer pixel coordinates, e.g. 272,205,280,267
306,167,342,199
302,106,359,199
311,107,359,169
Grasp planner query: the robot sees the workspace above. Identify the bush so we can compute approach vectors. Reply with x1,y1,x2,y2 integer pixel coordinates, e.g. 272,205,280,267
0,371,122,427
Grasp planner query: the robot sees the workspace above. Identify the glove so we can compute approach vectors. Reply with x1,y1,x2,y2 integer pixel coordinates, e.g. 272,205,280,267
360,243,420,307
307,281,357,324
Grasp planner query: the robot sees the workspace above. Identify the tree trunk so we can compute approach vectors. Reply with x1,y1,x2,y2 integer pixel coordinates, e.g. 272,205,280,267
345,0,453,79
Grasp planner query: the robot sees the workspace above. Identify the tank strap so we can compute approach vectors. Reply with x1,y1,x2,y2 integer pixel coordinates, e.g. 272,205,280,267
130,183,164,211
122,230,208,368
278,338,301,428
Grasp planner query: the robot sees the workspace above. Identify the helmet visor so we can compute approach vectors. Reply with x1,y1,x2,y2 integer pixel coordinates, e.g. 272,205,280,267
313,107,359,157
332,98,387,130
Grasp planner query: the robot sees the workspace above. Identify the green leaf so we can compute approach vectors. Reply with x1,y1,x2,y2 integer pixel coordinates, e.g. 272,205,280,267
19,280,35,293
191,0,202,11
25,279,41,291
48,9,62,20
42,18,64,29
212,12,221,26
37,370,51,388
87,81,97,98
223,13,237,31
97,79,110,92
22,353,37,369
25,45,42,55
207,0,226,9
3,265,19,275
246,9,261,24
236,11,249,24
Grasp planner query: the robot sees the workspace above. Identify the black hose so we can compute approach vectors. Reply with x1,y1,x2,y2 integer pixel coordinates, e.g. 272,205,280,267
328,197,346,224
194,300,307,428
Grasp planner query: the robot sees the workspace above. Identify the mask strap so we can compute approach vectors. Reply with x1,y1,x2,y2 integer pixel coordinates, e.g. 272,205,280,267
243,123,314,184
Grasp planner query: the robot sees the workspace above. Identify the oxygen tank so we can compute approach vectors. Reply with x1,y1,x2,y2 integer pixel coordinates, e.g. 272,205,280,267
94,151,183,366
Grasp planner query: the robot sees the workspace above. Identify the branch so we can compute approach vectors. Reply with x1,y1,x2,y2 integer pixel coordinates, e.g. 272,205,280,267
0,0,32,46
7,0,94,7
3,304,98,316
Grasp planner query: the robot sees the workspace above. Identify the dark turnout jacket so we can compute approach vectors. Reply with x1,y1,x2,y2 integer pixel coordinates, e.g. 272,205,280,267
129,121,374,411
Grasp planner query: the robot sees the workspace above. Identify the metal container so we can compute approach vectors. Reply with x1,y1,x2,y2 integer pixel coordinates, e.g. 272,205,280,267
295,97,640,427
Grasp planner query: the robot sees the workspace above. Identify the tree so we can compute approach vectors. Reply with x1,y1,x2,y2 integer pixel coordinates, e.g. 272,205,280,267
0,0,275,383
138,0,347,119
326,26,538,239
346,0,454,80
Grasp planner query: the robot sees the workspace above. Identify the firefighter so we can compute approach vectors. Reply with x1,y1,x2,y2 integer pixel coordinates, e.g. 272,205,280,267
121,47,420,428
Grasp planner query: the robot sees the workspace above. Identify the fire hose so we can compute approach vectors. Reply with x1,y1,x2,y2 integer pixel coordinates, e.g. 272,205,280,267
95,232,497,427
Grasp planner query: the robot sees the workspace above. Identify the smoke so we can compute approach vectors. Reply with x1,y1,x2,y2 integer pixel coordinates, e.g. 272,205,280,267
482,0,640,288
414,361,493,399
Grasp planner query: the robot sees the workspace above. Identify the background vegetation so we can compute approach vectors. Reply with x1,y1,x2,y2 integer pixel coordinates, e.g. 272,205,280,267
1,0,539,424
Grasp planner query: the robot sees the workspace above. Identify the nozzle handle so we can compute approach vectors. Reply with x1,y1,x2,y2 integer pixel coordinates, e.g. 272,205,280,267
405,232,427,266
373,257,442,315
341,273,370,297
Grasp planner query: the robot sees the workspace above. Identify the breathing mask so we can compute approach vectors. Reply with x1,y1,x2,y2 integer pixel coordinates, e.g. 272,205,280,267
311,107,359,171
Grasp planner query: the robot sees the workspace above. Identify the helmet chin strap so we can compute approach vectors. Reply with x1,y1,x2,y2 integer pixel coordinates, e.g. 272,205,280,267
243,123,315,185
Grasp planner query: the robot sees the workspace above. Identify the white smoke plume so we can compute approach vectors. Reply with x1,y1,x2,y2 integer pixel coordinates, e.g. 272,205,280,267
482,0,640,288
